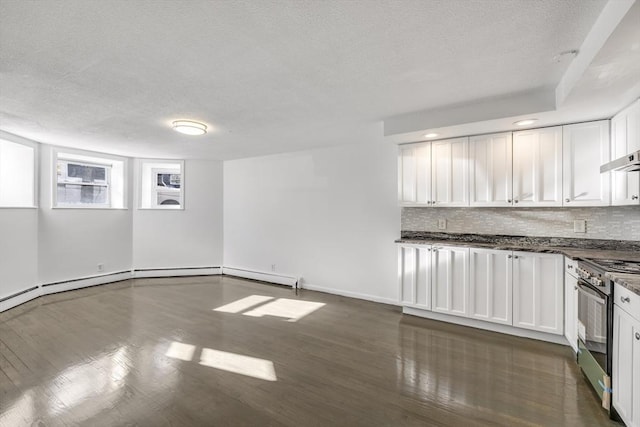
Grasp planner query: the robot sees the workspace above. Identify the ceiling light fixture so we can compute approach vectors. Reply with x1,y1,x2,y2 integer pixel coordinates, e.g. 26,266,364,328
424,133,439,138
513,119,538,126
172,120,207,135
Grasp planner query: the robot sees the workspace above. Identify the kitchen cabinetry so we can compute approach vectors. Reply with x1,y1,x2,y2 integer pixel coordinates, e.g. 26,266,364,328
431,246,469,317
398,138,469,206
469,248,512,325
564,258,579,353
469,133,513,206
512,126,563,207
398,243,564,339
398,244,432,309
563,121,611,206
613,283,640,427
512,252,564,335
611,99,640,206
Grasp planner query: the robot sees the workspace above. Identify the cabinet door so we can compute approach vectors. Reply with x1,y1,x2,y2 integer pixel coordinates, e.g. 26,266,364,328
512,127,563,207
564,273,579,353
611,99,640,206
431,246,469,317
398,143,431,205
469,248,512,325
612,305,640,427
512,252,563,335
398,245,432,309
431,137,469,206
469,133,513,207
562,121,611,206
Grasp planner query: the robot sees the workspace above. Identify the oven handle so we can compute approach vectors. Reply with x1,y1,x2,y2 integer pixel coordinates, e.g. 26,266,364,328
577,282,606,304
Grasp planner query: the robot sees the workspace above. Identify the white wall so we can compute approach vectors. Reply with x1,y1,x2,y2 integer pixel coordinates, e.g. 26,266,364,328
37,145,133,284
133,160,223,269
223,141,400,304
0,209,38,298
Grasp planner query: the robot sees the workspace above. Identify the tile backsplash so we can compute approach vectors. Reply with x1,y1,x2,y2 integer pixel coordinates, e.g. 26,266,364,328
402,206,640,241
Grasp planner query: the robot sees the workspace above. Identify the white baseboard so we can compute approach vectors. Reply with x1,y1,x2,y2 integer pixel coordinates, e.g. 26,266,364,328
403,307,569,346
133,267,222,278
302,283,399,306
0,286,41,312
41,271,132,296
222,267,299,287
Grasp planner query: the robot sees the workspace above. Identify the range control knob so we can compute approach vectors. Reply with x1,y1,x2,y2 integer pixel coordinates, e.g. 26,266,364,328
592,277,603,287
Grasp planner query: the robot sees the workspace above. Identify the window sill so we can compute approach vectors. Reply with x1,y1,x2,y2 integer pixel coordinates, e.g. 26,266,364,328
52,206,129,210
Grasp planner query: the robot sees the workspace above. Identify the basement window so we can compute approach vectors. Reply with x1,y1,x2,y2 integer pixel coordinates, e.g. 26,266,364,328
0,138,37,208
54,150,126,209
137,160,183,209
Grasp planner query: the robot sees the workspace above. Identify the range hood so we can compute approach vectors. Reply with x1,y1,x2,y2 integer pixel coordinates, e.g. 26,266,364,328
600,150,640,173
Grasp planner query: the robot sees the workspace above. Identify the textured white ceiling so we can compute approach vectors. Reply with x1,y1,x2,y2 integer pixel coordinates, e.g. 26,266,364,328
0,0,611,159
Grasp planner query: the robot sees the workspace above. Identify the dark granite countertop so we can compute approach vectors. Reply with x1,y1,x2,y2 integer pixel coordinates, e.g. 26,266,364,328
606,273,640,296
396,232,640,262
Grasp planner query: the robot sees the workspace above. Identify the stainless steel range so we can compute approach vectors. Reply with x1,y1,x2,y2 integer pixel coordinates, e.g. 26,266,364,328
576,258,640,414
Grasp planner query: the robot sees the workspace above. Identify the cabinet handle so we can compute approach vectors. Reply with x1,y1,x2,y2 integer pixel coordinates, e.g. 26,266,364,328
636,332,640,341
574,286,578,290
507,199,512,203
621,296,631,303
513,255,519,259
432,201,436,204
565,198,570,203
514,200,519,204
568,265,573,269
508,255,513,259
632,195,639,200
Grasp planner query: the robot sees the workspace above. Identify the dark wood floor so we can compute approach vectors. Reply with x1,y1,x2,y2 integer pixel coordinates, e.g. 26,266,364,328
0,276,617,426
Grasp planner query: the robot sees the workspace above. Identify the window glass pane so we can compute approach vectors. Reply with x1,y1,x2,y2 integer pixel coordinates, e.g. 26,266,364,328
139,160,183,209
55,152,125,208
0,139,35,207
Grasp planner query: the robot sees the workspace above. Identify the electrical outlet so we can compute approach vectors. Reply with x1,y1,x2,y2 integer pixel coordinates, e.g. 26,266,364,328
271,264,276,272
97,263,104,272
573,220,586,233
438,219,447,230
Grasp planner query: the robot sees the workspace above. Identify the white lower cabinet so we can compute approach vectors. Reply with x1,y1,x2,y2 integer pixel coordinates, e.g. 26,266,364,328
469,248,512,325
398,244,564,339
398,244,432,309
613,284,640,427
431,246,469,317
512,252,564,335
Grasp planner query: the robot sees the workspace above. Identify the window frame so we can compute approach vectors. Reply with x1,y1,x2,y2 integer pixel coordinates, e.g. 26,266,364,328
52,147,128,210
136,159,185,210
0,135,38,209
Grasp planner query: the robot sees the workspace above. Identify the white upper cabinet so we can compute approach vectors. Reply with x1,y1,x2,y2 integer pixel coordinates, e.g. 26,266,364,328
398,138,468,207
512,252,564,335
431,245,469,318
398,142,431,206
431,137,469,206
469,248,512,325
512,127,563,207
469,133,513,207
562,120,611,206
611,99,640,206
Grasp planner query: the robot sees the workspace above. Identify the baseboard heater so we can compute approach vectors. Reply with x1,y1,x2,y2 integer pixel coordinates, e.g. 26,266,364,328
132,267,222,278
222,267,299,288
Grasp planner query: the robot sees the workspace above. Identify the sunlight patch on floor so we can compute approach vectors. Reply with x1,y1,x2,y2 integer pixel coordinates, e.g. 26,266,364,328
165,341,196,361
213,295,274,314
213,294,326,322
243,298,325,322
199,348,277,381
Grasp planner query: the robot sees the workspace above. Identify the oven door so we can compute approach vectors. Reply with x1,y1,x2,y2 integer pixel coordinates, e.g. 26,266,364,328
576,279,611,410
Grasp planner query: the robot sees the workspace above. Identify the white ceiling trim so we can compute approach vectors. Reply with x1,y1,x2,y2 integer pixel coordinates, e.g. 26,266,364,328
555,0,636,107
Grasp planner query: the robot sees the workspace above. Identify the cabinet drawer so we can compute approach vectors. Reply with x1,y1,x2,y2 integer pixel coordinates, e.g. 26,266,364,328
615,282,640,320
